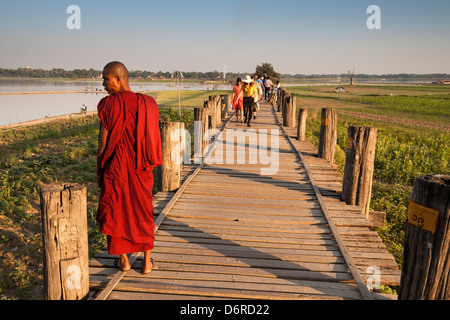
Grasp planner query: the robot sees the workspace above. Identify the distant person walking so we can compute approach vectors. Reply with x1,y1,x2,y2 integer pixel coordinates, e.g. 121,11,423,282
253,76,262,120
232,78,243,122
242,75,256,127
264,76,273,100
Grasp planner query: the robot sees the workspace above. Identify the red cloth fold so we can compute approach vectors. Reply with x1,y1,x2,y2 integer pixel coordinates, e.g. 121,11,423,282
135,93,162,170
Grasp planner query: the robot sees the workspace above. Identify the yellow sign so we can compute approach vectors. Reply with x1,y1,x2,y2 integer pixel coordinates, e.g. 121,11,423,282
407,200,440,233
346,137,354,150
321,118,329,126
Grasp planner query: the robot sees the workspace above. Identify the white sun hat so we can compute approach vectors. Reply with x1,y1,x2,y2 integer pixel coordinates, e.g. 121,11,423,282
242,75,253,83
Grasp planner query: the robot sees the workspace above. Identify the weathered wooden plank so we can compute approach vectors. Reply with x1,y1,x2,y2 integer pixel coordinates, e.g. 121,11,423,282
161,217,333,234
176,194,321,208
150,246,344,265
108,291,237,300
146,236,340,252
155,230,338,246
114,280,348,300
123,269,357,292
159,222,332,237
152,240,342,257
91,257,353,283
167,209,329,225
116,276,361,299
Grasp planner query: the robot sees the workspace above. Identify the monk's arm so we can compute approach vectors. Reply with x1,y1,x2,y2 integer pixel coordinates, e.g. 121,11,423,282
97,123,109,187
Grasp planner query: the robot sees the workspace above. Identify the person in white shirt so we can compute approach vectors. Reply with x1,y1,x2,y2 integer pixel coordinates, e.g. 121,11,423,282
264,77,273,100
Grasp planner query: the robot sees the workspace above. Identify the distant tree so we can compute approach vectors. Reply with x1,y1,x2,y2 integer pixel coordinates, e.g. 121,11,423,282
255,63,281,81
348,68,355,85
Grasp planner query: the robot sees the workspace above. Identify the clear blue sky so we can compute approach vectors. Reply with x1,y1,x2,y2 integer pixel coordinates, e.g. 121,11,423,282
1,0,449,74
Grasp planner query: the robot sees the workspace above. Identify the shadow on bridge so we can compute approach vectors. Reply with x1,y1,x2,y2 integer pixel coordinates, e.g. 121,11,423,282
140,164,364,299
145,216,362,299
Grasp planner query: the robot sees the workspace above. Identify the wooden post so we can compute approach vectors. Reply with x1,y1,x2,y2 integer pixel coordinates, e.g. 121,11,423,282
281,92,288,122
204,100,216,129
284,94,296,128
297,108,308,141
158,121,184,192
220,94,229,119
40,184,89,300
399,175,450,300
277,88,285,112
209,96,221,126
317,108,337,164
341,126,377,217
194,107,208,162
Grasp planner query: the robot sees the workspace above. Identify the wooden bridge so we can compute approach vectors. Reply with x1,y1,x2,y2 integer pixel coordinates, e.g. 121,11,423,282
87,100,401,300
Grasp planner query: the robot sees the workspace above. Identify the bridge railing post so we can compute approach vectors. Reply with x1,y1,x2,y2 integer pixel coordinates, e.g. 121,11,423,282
209,95,221,127
283,94,296,128
40,183,89,300
204,100,216,129
277,88,285,112
220,94,229,119
296,108,308,141
341,126,377,218
158,121,184,192
194,107,208,162
317,108,337,164
399,174,450,300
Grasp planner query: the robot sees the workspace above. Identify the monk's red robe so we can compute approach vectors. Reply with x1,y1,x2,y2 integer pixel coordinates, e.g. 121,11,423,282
96,91,162,255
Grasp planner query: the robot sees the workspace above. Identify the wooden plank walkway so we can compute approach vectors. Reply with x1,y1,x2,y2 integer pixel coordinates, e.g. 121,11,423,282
88,101,400,300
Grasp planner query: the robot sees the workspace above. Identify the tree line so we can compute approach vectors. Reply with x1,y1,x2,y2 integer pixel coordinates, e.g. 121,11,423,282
282,73,450,80
0,68,243,81
0,67,448,81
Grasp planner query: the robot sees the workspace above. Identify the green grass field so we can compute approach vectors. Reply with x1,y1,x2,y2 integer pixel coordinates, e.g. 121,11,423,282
0,85,448,299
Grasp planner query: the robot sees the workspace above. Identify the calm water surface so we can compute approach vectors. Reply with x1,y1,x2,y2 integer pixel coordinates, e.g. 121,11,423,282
0,79,232,126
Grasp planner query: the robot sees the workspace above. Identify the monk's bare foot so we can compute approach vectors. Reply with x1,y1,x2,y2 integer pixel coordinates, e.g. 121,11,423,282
115,254,131,271
142,251,154,274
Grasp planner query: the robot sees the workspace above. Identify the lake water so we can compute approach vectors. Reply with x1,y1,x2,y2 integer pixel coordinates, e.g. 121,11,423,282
0,78,437,127
0,79,233,127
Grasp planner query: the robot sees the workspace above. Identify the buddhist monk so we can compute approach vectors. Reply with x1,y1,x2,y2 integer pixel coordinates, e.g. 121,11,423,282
96,61,162,274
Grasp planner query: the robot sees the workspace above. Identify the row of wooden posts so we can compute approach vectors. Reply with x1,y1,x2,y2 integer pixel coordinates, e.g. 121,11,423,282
158,94,230,192
39,89,449,300
276,88,377,219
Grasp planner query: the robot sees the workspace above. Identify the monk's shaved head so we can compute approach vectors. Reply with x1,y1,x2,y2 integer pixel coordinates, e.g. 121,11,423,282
102,61,131,94
103,61,129,81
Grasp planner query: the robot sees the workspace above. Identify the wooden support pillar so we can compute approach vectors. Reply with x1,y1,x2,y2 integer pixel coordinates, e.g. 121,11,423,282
194,107,208,162
40,183,89,300
296,108,308,141
281,92,288,122
284,94,296,128
220,94,229,119
158,121,184,192
341,126,377,217
317,108,337,164
277,89,285,112
204,100,216,129
399,175,450,300
209,96,221,126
